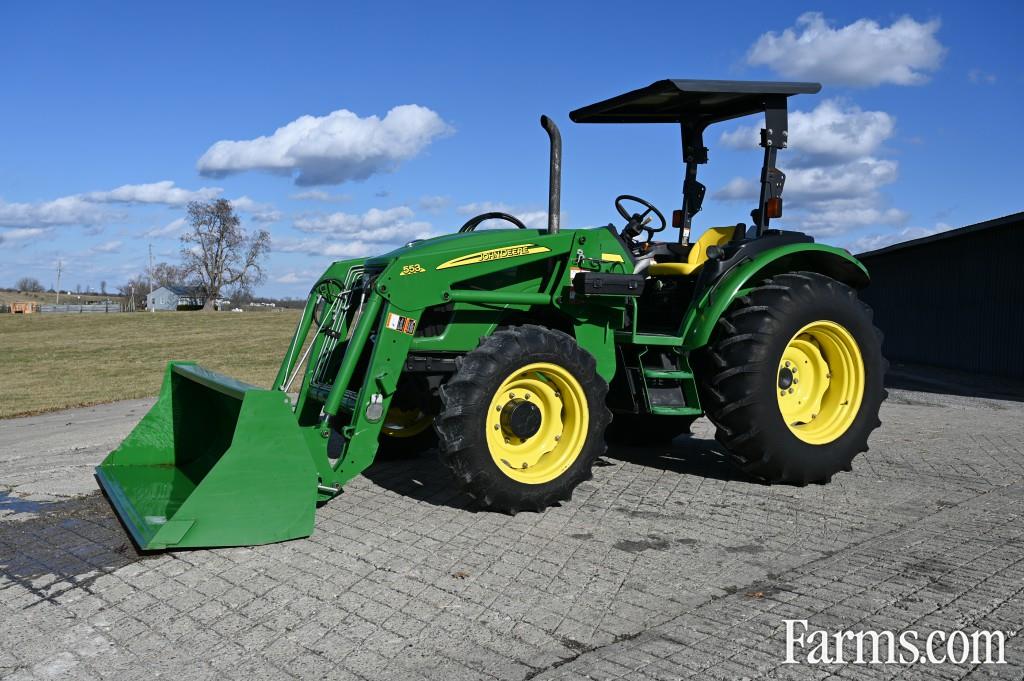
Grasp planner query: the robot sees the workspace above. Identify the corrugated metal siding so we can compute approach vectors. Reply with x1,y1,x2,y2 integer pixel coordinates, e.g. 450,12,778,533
858,219,1024,379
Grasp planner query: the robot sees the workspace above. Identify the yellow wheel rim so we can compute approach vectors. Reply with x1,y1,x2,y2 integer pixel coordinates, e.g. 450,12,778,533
776,320,865,445
381,407,433,439
485,362,589,485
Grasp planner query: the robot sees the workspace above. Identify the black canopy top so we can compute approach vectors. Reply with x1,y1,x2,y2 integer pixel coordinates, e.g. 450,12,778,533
569,79,821,126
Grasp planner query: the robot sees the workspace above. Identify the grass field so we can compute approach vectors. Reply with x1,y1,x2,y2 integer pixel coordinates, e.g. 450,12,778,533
0,310,302,418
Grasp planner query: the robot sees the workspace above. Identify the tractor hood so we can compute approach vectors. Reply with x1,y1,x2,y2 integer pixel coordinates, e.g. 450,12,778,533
364,228,554,268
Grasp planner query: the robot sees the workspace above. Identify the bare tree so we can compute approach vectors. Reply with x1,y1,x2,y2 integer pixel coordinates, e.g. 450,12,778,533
149,261,189,289
15,277,44,292
181,200,270,311
225,284,254,307
118,276,148,311
100,280,107,295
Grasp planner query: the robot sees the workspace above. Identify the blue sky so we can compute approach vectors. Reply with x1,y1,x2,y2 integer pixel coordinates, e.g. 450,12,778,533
1,1,1021,297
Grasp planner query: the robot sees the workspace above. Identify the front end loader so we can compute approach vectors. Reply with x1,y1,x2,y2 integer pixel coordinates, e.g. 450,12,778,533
98,80,886,550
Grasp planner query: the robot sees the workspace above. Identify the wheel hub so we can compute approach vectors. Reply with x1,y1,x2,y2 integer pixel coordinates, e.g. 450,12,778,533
776,320,865,445
500,399,542,439
485,363,589,485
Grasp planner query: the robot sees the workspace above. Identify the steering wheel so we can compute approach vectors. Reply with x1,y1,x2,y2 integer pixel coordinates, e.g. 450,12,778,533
459,212,528,233
615,195,666,243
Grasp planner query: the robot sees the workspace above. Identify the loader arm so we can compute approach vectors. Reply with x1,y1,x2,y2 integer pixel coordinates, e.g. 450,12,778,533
275,227,633,500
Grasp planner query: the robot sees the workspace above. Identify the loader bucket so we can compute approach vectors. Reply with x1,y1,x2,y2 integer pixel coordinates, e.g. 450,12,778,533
96,362,318,550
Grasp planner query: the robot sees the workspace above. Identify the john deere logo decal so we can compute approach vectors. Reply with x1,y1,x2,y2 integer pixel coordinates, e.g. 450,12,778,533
436,244,550,270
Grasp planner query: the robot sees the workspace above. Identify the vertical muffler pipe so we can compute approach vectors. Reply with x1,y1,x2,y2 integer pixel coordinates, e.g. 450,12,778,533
540,115,561,234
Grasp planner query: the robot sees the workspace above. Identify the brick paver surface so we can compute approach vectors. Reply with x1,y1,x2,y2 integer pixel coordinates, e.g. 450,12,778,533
1,388,1022,680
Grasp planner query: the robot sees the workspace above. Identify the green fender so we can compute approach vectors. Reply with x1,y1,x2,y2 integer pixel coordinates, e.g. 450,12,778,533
572,312,619,383
680,243,869,350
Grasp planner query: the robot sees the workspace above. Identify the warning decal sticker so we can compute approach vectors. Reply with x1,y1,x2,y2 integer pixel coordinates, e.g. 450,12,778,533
385,312,417,335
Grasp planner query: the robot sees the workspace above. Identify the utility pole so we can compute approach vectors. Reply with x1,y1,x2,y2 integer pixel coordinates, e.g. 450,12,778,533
148,243,154,313
55,260,63,305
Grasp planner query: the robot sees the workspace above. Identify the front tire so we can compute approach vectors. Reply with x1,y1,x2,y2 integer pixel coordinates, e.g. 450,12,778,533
376,376,438,459
436,325,610,512
697,272,886,484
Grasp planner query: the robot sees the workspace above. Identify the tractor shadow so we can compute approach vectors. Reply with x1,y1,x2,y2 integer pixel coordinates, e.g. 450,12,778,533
363,451,475,511
603,435,758,483
0,492,159,608
363,434,757,510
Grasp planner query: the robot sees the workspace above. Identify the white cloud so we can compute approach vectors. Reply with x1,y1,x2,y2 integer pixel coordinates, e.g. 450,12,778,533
0,227,50,245
456,202,548,229
91,240,123,254
968,68,997,85
747,12,945,86
294,205,433,242
716,158,897,203
0,195,111,228
82,180,222,206
231,196,282,223
720,100,895,165
290,190,353,202
324,243,377,258
274,271,308,285
0,181,224,231
144,217,186,238
715,99,906,237
275,238,376,259
418,195,450,212
790,200,909,235
847,223,953,253
714,178,758,201
197,104,453,186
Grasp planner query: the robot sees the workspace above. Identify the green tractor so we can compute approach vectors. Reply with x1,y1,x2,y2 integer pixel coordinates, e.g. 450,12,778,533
97,79,886,550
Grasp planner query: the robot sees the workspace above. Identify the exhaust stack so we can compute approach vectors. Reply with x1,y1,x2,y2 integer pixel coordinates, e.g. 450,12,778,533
540,115,561,234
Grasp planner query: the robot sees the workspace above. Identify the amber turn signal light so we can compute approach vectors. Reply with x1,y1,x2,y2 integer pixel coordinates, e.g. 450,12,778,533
766,197,783,219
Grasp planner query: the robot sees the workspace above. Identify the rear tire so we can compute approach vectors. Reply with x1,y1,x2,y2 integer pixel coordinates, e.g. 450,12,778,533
436,325,610,512
696,272,886,484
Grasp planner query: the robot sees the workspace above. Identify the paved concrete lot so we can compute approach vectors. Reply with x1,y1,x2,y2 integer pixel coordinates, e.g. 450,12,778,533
1,389,1023,680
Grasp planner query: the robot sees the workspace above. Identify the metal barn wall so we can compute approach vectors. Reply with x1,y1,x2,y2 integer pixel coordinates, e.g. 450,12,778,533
858,215,1024,379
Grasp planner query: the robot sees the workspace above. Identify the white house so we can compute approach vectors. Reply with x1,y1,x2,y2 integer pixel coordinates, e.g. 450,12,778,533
146,285,208,311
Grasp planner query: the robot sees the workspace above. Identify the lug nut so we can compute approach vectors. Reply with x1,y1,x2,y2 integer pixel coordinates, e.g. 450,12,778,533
793,379,799,384
788,388,794,394
509,392,516,399
495,404,502,411
524,393,531,400
493,424,500,430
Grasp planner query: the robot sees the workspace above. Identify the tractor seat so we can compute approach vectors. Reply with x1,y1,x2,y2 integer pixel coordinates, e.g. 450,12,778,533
648,226,735,276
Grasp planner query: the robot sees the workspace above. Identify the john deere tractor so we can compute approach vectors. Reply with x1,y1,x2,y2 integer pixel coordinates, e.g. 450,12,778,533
97,79,885,550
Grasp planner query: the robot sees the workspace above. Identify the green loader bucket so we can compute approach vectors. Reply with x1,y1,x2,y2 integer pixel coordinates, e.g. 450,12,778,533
96,362,318,550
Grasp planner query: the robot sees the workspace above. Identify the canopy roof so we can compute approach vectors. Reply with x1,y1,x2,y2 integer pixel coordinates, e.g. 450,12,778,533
569,79,821,125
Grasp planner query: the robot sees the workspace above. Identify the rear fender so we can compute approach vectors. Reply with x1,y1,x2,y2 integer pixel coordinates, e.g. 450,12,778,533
680,244,869,350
